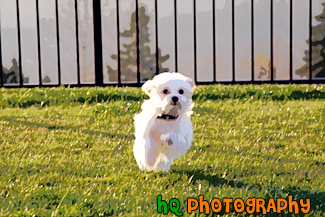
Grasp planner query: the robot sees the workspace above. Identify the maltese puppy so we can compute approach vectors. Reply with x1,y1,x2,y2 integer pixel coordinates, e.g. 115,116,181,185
133,72,195,172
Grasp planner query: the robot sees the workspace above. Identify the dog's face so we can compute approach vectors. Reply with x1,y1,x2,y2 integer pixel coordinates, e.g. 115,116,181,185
142,72,195,116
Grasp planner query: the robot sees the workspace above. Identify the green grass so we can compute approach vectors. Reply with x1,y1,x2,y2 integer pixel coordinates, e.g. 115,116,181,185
0,85,324,216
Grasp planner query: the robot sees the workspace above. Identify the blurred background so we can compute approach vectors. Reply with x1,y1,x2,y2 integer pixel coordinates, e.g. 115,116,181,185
0,0,324,85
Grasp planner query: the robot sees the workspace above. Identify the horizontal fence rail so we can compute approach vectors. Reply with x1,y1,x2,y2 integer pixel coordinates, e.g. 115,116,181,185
0,0,324,88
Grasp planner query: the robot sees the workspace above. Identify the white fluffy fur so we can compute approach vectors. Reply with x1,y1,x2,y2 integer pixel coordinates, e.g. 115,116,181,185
133,72,195,172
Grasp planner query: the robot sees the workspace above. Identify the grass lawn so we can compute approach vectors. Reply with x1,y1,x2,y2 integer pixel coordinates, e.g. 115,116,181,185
0,85,324,216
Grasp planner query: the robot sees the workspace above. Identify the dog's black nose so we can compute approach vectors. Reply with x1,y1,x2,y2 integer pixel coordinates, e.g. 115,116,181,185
172,96,178,104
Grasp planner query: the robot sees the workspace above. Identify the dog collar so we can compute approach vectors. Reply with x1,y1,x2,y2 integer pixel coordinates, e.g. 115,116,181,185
157,114,179,120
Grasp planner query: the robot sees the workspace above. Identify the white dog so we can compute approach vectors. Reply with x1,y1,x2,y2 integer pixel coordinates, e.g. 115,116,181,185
133,72,195,172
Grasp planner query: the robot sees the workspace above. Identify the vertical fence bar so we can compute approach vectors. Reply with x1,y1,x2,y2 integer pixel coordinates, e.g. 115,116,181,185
232,0,235,83
212,0,216,82
309,0,312,81
135,0,140,84
193,0,197,83
36,0,42,86
16,0,23,86
289,0,293,81
75,0,80,85
55,0,61,85
93,0,103,86
116,0,121,84
251,0,254,81
0,4,3,87
174,0,178,72
155,0,159,75
270,0,274,81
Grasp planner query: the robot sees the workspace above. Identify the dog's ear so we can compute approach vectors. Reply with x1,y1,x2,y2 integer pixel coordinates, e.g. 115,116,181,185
142,80,156,96
185,77,195,90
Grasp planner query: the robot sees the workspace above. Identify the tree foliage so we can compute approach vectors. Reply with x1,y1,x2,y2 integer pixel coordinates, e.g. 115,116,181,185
107,6,170,82
296,2,325,78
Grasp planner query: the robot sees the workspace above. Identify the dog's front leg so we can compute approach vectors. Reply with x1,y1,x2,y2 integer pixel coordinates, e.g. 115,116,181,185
134,102,161,171
160,132,191,159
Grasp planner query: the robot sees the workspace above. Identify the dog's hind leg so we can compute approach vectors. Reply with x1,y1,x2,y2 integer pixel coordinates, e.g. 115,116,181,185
153,153,174,172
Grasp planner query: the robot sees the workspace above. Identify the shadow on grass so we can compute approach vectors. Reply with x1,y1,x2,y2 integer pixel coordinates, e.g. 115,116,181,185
75,93,144,104
1,86,324,108
172,168,325,216
174,168,247,189
2,117,134,140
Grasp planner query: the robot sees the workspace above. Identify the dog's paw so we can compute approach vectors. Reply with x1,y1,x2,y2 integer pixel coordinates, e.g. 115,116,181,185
160,134,173,146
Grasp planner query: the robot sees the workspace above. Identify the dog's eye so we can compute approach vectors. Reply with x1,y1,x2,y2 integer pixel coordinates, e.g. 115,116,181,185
163,89,169,94
179,89,184,94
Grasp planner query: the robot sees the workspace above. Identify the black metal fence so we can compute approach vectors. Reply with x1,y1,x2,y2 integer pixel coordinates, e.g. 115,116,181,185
0,0,324,88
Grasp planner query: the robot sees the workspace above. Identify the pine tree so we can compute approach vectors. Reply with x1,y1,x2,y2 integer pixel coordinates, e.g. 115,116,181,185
296,2,325,78
107,6,169,82
1,58,29,84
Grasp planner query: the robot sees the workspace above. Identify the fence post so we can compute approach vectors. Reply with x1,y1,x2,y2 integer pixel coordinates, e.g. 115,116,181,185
55,0,61,85
36,0,42,86
93,0,103,86
309,0,312,81
16,0,23,86
0,5,3,87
